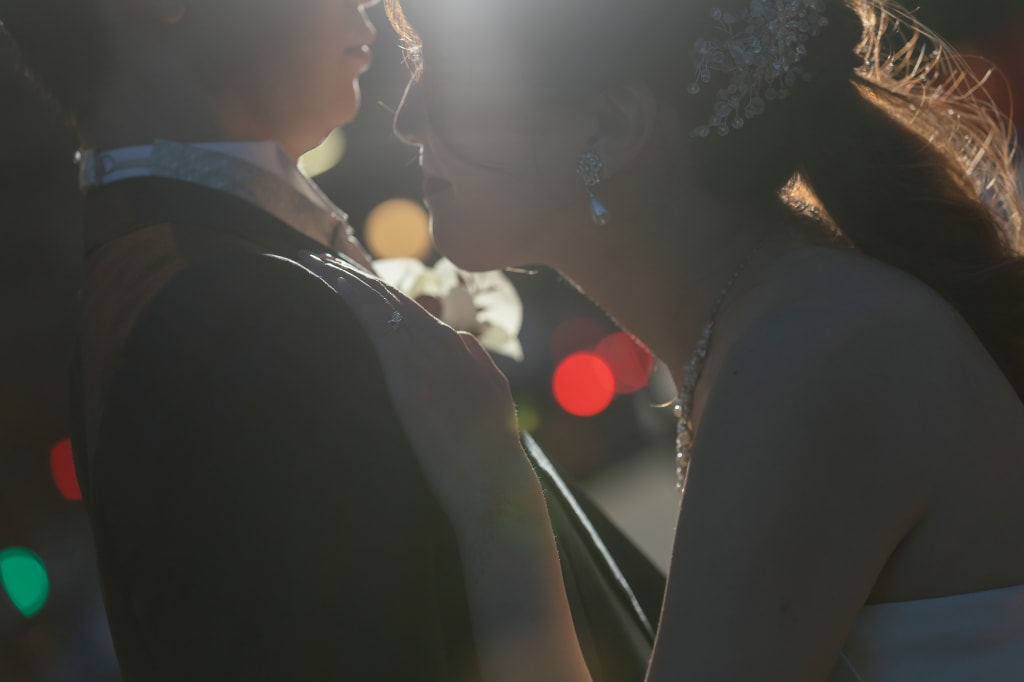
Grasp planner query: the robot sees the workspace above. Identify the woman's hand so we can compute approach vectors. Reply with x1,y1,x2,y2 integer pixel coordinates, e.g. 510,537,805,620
306,253,592,682
306,253,536,524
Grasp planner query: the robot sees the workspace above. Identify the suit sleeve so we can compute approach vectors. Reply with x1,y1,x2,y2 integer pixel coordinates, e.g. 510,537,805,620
92,253,479,681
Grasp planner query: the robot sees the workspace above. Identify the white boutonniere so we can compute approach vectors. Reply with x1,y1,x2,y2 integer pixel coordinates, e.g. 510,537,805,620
373,258,525,361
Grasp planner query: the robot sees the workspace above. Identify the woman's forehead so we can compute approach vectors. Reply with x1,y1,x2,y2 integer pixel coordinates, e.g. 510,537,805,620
398,0,517,52
398,0,548,39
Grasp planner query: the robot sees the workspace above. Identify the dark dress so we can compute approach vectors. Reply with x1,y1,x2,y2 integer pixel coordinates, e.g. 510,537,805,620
71,176,663,681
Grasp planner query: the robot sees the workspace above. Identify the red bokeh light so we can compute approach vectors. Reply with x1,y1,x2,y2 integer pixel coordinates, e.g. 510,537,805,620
49,439,81,502
596,332,654,394
553,353,616,417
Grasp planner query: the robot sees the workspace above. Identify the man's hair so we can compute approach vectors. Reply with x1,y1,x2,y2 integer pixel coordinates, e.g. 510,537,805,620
0,0,112,121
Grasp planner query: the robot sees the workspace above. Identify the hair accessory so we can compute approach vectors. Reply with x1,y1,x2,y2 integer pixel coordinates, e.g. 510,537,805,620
387,310,404,332
576,151,611,226
687,0,829,138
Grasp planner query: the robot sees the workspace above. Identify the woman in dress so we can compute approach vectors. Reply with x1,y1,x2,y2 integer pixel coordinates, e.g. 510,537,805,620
327,0,1024,678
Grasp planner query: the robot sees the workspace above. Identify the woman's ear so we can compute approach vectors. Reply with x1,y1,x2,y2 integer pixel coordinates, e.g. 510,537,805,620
587,81,659,180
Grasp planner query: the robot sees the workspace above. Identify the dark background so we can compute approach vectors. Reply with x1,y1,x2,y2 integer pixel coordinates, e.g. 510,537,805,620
1,2,1021,679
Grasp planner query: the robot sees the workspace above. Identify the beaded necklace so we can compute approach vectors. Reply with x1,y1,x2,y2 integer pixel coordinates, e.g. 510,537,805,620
673,245,762,492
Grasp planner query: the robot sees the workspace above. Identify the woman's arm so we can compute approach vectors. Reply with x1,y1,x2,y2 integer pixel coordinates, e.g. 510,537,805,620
453,468,593,682
327,262,593,682
645,295,948,681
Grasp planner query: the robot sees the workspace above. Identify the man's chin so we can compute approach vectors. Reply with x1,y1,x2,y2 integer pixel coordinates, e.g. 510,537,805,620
312,90,361,143
335,97,360,129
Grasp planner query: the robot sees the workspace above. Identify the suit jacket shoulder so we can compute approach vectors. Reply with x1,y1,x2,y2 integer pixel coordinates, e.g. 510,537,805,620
91,249,481,680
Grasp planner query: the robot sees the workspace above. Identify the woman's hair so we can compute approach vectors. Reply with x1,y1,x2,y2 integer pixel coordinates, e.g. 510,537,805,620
388,0,1024,399
0,0,111,120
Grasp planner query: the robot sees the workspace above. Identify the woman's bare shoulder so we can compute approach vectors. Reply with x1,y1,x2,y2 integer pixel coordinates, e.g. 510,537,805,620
652,248,993,681
721,243,1002,390
700,242,1021,483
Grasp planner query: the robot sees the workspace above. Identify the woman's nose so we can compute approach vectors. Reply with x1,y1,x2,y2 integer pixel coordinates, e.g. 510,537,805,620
393,78,425,147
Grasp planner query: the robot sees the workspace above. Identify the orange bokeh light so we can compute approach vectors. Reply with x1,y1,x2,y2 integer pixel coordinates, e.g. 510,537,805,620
364,198,433,260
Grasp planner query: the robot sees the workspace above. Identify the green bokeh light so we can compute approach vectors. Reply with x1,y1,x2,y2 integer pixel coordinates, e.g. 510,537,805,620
0,548,49,618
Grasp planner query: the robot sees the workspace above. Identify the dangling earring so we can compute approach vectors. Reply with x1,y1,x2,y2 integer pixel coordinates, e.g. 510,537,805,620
576,150,610,226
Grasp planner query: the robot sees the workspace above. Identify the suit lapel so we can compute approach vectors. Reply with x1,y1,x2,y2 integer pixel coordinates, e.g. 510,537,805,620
83,177,336,260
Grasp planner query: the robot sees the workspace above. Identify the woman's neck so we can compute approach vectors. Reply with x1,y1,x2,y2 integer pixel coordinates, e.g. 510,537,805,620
550,197,804,388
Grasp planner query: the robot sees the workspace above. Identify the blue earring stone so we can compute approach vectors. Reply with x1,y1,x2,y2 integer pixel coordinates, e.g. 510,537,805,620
588,191,610,226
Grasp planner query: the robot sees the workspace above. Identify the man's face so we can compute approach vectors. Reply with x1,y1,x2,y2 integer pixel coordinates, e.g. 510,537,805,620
184,0,378,157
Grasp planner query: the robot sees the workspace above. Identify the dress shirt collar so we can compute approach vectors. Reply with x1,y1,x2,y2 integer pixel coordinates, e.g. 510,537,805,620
78,139,351,252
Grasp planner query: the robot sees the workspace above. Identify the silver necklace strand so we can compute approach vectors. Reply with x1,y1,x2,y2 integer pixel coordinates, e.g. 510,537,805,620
673,244,762,493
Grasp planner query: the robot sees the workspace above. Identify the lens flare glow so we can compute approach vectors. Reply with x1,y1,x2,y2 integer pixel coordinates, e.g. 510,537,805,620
553,352,615,417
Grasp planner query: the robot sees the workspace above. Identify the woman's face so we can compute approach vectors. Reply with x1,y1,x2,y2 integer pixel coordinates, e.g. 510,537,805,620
188,0,379,157
392,2,591,271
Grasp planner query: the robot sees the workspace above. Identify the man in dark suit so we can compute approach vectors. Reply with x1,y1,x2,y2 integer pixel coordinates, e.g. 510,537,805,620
0,0,662,679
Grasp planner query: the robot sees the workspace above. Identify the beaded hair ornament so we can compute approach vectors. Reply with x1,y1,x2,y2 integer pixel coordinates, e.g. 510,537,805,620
687,0,830,137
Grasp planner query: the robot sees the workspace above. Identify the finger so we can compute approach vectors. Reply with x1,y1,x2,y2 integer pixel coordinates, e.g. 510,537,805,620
340,268,456,341
458,331,492,364
304,249,407,312
332,273,408,340
347,268,462,341
459,332,506,368
313,250,461,350
329,257,406,310
301,249,369,278
458,332,512,388
300,251,408,338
